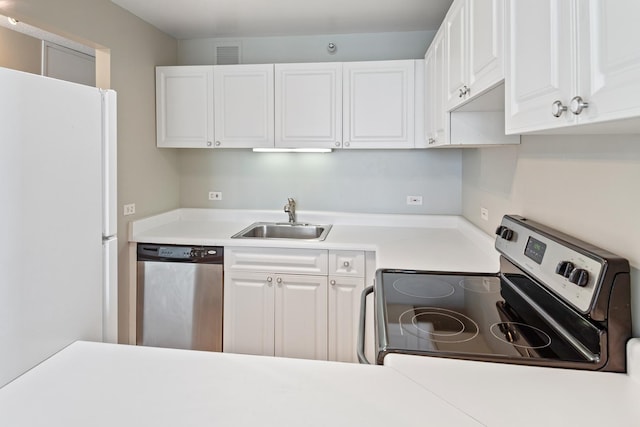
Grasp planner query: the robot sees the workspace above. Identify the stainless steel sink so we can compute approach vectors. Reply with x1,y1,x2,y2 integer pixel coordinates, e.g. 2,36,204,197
231,222,332,241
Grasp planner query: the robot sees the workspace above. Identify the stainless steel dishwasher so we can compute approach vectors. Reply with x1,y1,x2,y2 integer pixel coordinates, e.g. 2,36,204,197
137,244,223,352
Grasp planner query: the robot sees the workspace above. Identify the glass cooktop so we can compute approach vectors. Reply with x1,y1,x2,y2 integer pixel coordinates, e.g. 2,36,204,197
376,270,602,366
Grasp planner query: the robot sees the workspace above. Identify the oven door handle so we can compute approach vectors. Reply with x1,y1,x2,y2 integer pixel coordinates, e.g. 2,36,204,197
357,285,374,364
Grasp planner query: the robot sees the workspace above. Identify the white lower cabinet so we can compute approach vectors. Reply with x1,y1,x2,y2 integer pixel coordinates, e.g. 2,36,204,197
224,271,327,360
275,274,328,359
224,247,364,362
328,276,364,363
328,249,365,363
223,271,275,356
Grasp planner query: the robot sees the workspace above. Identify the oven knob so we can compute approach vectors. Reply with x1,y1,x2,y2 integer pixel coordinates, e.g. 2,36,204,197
499,227,514,241
555,261,574,278
495,226,511,239
568,268,589,287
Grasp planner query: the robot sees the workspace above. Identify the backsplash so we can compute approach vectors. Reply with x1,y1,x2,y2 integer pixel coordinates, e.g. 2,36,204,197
461,134,640,336
178,148,462,215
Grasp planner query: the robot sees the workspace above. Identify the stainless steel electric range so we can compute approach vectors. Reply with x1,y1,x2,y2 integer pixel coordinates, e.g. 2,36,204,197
363,215,631,371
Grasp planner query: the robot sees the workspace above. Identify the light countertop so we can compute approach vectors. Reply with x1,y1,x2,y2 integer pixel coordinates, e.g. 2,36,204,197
129,208,500,272
384,343,640,426
0,341,482,427
1,340,639,426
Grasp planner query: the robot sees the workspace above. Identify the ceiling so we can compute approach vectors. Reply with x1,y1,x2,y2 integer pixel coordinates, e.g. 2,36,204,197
111,0,453,40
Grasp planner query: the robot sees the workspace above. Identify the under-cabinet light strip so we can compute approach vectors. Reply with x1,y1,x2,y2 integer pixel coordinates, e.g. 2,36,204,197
252,148,332,153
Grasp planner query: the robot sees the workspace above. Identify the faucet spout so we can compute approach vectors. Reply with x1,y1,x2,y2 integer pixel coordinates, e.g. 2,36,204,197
284,198,296,223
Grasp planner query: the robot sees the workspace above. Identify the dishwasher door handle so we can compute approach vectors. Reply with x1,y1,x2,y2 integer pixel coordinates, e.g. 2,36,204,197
357,285,374,365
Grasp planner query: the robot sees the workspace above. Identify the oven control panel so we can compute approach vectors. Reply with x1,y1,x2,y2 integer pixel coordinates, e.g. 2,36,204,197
495,216,604,313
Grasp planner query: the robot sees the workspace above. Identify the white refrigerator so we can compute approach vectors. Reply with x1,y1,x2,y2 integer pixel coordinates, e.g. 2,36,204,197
0,67,118,387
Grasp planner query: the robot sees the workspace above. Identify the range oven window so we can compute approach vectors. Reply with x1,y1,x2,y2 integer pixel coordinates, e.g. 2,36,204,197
524,237,546,264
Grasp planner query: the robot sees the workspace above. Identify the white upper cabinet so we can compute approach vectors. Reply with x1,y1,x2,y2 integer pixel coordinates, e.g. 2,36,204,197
468,0,505,96
506,0,640,134
343,60,415,149
445,0,505,111
576,1,640,129
156,66,214,148
274,63,342,148
213,64,274,148
505,0,574,133
445,0,468,111
424,30,450,147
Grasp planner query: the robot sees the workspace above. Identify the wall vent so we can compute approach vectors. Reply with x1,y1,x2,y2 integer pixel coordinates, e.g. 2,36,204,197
215,43,241,65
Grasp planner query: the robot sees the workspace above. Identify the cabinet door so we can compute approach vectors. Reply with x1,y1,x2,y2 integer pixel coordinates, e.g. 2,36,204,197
328,276,365,363
274,274,328,360
213,64,274,148
431,30,450,147
223,272,275,356
156,66,214,148
445,0,469,111
577,0,640,125
505,0,574,133
275,63,342,148
468,0,504,97
423,47,436,146
343,60,415,149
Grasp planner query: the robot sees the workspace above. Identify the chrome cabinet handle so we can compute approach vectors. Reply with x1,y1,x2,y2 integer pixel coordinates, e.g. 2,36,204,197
276,277,282,284
206,141,213,147
428,138,435,145
215,141,221,146
335,141,341,147
267,276,273,286
344,142,350,147
458,85,470,98
570,96,589,115
551,100,568,118
343,261,350,267
330,280,336,286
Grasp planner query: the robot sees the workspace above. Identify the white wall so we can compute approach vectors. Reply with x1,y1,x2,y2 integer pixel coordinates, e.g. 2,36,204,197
178,30,435,65
177,30,463,215
0,26,41,74
462,134,640,336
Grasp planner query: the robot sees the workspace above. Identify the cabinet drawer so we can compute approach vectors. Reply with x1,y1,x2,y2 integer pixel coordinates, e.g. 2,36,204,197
329,250,365,277
225,247,328,275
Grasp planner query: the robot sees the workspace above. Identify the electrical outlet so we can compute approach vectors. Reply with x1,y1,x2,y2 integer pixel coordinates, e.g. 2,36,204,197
208,191,222,201
480,207,489,221
123,203,136,216
406,195,423,206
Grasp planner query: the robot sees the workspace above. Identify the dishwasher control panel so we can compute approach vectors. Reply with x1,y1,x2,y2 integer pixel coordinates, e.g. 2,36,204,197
158,246,193,259
138,244,223,263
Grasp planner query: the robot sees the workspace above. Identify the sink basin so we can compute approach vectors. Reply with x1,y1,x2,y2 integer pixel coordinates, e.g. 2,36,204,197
231,222,332,241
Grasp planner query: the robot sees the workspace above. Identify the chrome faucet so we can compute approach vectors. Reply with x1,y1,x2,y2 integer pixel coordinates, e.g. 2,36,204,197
284,198,296,223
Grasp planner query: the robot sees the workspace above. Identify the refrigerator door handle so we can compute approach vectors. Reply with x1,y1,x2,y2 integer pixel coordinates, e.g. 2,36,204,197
102,237,118,343
101,90,117,237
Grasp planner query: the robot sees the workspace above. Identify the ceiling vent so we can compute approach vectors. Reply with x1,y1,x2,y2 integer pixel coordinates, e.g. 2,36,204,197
215,43,241,65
